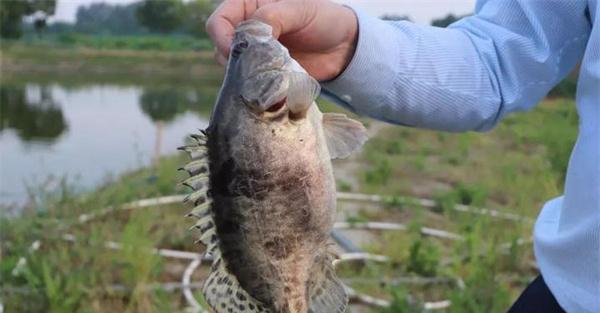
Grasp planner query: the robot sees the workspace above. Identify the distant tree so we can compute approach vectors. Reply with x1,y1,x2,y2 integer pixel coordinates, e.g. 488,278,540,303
431,13,465,28
71,0,212,37
136,0,185,33
75,3,111,34
0,1,27,38
0,0,56,39
75,2,145,35
30,0,55,37
380,14,412,22
33,16,47,37
45,21,74,34
184,0,214,38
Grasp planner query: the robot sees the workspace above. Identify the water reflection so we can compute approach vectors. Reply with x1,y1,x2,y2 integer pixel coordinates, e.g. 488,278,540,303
0,83,214,207
138,88,215,164
0,85,68,142
140,89,194,122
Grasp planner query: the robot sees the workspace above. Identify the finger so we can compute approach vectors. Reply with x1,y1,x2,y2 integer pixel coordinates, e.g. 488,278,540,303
206,0,276,56
206,0,246,56
215,51,228,66
252,0,317,39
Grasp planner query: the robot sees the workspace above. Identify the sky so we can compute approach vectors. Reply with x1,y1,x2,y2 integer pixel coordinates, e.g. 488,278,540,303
52,0,475,25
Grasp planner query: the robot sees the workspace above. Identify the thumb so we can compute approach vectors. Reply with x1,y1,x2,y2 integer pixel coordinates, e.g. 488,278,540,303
251,0,317,39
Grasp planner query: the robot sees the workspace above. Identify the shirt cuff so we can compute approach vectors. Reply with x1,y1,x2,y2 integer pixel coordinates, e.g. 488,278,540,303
321,7,405,121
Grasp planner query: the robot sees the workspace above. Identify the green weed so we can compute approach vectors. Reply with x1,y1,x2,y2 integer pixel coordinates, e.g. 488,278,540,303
379,287,421,313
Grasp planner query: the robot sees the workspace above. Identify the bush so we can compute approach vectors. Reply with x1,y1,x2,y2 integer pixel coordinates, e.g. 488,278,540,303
406,238,440,277
364,158,392,185
379,287,422,313
434,183,488,214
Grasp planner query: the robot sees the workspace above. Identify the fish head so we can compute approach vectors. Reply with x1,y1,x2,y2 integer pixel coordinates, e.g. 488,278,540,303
225,20,320,123
230,20,287,79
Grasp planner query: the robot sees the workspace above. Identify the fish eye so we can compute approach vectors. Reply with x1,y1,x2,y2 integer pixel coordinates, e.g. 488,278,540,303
232,40,249,58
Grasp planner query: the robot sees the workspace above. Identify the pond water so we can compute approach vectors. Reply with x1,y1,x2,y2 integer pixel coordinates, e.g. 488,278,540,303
0,82,218,208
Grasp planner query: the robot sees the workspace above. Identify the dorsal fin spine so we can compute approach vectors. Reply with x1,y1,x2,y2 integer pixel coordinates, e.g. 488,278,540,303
180,130,270,313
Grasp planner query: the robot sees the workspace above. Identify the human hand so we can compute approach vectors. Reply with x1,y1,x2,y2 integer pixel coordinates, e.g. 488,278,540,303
206,0,358,81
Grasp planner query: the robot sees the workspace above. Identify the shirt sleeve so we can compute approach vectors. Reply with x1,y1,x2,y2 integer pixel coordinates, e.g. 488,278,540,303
322,0,591,132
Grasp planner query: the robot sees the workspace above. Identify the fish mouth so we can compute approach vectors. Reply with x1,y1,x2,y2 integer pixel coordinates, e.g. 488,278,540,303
265,97,287,113
240,69,289,117
260,96,289,122
262,96,306,122
234,20,273,39
240,93,288,121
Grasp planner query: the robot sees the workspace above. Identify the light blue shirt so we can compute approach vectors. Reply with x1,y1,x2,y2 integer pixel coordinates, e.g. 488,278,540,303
323,1,599,312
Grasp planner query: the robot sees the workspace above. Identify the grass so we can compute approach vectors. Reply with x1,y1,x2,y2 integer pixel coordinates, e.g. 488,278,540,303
359,99,575,214
1,41,223,87
9,33,212,52
1,154,196,313
338,98,578,313
53,33,212,52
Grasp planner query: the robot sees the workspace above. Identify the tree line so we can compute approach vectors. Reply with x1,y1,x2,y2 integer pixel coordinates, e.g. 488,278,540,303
1,0,56,38
0,0,215,39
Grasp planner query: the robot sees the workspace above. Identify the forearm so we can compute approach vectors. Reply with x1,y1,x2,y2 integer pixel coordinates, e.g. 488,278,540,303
323,1,590,132
322,10,501,132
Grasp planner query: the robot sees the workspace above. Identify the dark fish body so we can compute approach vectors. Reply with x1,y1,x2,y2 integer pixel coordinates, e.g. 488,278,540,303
208,95,335,312
180,20,367,313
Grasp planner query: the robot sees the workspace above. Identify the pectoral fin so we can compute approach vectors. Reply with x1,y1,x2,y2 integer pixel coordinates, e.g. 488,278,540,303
322,113,368,159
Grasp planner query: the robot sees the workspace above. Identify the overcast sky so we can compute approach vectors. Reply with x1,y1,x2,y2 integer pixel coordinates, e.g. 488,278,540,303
52,0,475,25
